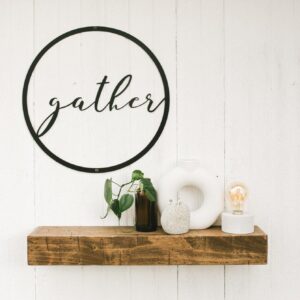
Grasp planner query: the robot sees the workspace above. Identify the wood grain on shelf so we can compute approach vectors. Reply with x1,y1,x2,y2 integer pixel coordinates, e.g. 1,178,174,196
27,226,267,265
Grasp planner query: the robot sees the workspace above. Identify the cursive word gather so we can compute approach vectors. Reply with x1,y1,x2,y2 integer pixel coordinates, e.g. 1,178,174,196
37,74,165,137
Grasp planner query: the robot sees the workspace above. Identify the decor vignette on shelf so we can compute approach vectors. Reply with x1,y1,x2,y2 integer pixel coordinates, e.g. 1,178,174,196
27,226,267,266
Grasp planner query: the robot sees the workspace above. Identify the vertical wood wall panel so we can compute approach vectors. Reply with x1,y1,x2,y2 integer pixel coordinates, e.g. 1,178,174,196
225,0,300,299
0,1,36,300
33,1,86,300
176,1,225,299
224,1,272,299
125,1,178,299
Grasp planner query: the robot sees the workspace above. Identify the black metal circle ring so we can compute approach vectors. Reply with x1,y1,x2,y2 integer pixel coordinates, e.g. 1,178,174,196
23,26,170,173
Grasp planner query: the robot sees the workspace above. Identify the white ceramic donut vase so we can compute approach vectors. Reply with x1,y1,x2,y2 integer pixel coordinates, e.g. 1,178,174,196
158,167,223,229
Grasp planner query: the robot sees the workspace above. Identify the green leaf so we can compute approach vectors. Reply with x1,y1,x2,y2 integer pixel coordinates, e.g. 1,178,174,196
110,199,121,219
100,205,110,219
140,178,152,189
119,194,134,212
104,179,112,205
144,188,157,202
131,170,144,181
140,178,157,202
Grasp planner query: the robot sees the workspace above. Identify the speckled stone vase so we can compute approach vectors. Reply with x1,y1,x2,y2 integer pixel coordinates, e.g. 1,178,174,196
161,200,190,234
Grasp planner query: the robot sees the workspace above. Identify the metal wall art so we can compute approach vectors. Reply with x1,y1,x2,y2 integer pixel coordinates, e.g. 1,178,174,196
23,26,169,173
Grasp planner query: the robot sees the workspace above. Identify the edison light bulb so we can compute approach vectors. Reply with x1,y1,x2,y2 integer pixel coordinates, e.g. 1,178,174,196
228,183,248,215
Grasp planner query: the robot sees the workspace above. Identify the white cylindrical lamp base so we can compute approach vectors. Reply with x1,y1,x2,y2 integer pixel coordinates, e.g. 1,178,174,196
221,212,254,234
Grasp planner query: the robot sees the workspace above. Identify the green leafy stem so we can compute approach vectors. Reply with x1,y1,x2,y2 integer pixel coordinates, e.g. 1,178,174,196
101,170,157,220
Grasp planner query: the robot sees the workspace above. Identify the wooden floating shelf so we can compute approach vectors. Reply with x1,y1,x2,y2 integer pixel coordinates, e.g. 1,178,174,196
27,226,267,265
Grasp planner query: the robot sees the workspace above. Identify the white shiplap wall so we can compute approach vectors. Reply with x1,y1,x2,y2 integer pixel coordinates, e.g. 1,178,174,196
0,0,300,299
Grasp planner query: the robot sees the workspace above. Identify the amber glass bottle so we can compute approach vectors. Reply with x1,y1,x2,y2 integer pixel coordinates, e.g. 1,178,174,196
135,191,157,232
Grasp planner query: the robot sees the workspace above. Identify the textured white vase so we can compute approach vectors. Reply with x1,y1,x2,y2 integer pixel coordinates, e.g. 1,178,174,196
161,200,190,234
